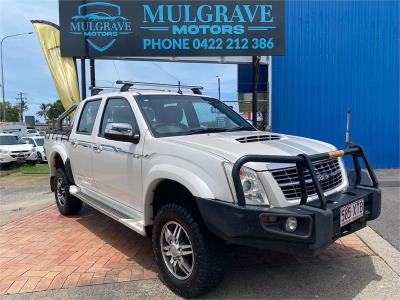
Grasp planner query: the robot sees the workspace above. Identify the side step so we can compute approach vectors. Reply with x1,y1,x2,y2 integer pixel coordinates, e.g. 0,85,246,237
70,185,146,236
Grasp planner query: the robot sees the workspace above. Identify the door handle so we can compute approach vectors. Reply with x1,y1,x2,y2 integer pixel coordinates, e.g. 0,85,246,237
70,139,77,147
92,144,103,153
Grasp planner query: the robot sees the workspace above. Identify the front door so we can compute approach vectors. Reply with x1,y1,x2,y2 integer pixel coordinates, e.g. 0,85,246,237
92,97,143,212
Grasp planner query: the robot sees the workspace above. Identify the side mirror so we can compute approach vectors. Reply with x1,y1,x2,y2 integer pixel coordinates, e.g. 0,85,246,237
104,123,140,144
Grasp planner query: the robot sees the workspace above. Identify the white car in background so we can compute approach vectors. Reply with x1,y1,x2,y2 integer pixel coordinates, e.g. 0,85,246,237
0,134,37,169
21,136,47,163
26,129,41,136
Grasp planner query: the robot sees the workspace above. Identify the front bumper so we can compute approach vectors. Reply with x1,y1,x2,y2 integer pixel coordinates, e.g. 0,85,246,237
26,152,37,162
197,145,381,256
0,152,36,163
197,185,380,255
0,154,16,164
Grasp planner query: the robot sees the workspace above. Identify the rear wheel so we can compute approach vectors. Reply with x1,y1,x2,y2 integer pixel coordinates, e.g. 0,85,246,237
152,204,225,298
55,168,82,216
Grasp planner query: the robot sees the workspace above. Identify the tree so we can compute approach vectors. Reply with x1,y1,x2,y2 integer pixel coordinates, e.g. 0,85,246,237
36,103,50,121
0,101,23,122
46,100,65,123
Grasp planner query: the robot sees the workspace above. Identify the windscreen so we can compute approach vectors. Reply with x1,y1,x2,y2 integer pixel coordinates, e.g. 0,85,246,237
136,95,254,137
0,136,22,145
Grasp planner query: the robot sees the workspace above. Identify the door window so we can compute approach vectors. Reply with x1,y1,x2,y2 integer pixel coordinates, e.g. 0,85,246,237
77,100,101,135
35,138,44,146
99,98,137,137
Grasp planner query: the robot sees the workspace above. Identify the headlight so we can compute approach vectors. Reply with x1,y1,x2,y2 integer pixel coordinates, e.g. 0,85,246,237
223,162,269,206
0,149,8,155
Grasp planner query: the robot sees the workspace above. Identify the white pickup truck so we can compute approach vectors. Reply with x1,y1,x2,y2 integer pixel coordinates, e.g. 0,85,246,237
45,82,381,298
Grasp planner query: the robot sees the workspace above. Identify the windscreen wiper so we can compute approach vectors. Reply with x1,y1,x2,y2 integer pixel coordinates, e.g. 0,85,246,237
225,126,256,132
185,128,228,135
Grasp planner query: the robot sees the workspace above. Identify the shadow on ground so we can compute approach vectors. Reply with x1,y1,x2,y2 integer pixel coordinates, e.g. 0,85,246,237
75,205,156,273
75,205,382,299
208,255,382,299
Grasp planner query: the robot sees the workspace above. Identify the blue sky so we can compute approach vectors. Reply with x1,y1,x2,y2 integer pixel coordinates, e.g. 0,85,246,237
0,0,238,122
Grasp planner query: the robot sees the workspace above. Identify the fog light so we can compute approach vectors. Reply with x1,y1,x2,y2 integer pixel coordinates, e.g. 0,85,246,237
285,217,298,232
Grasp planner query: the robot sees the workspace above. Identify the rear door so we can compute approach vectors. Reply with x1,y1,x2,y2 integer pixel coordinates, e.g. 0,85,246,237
68,99,102,192
91,96,144,211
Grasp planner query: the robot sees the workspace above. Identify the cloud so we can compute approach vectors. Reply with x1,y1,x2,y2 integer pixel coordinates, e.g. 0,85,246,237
1,0,239,122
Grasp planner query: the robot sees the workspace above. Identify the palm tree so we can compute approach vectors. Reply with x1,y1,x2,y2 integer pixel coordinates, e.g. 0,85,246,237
36,103,50,121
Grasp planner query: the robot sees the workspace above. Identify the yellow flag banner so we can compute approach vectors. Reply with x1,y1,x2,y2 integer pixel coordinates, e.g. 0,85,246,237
31,20,80,109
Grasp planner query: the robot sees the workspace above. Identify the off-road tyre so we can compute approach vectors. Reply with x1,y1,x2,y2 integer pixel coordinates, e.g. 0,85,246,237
55,168,82,216
152,204,225,298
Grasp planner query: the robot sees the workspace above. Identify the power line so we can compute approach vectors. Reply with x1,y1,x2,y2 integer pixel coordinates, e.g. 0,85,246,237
151,62,181,82
15,92,27,122
112,60,121,79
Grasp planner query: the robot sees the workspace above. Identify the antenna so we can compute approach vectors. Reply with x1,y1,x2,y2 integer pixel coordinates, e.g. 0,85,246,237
178,81,183,95
346,109,351,146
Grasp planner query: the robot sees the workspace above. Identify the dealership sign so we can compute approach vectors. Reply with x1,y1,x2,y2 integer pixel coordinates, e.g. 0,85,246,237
59,0,285,57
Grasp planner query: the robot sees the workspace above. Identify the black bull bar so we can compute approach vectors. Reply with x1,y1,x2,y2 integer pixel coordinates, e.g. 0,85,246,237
232,145,379,208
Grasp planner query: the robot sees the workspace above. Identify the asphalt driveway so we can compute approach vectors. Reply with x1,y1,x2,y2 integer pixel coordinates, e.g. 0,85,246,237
369,170,400,250
0,173,54,226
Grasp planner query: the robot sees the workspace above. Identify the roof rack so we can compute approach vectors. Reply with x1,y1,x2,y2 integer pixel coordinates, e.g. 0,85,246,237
116,80,203,95
89,86,119,96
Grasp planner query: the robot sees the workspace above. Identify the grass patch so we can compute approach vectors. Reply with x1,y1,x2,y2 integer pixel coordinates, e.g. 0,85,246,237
17,164,50,175
1,164,51,176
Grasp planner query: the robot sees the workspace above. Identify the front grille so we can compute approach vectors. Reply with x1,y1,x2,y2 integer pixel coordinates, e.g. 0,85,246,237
11,154,29,158
270,158,343,200
10,151,30,158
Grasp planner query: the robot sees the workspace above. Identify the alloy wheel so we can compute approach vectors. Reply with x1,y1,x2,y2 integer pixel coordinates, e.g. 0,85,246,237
56,176,66,206
160,221,194,280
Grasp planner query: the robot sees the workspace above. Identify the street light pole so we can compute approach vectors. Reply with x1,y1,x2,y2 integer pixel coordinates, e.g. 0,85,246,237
1,32,33,122
216,75,221,101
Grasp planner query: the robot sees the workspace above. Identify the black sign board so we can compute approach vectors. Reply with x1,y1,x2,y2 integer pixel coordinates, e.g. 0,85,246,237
59,0,285,58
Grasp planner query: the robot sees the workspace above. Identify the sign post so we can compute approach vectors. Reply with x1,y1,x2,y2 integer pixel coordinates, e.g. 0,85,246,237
252,56,260,127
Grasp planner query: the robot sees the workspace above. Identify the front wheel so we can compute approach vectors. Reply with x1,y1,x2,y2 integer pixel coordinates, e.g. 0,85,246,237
152,204,225,298
37,152,43,164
